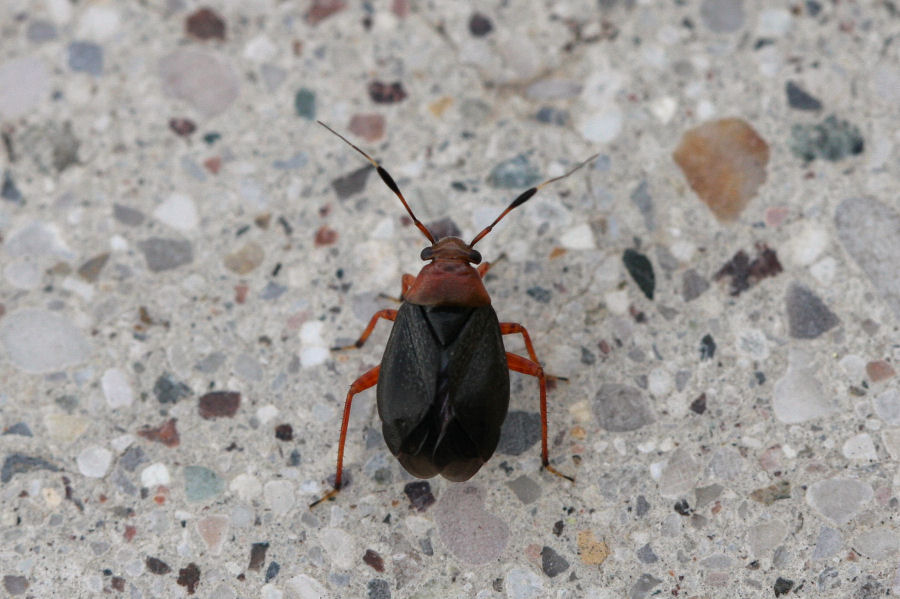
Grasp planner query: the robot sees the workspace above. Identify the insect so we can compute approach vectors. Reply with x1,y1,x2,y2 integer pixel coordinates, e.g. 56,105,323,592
311,121,596,507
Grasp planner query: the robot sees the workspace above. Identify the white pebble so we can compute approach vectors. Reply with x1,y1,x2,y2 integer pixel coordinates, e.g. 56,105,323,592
299,321,325,345
669,240,695,262
260,584,283,599
559,223,596,250
300,346,329,368
648,368,673,397
757,9,793,37
110,434,135,452
102,368,133,408
0,308,91,373
4,260,42,289
141,463,171,487
787,225,828,266
842,433,878,460
649,96,678,123
230,473,263,502
810,257,836,286
604,290,630,315
579,107,623,143
264,480,295,514
153,193,198,232
77,446,112,478
874,390,900,425
256,404,279,424
76,5,120,41
287,575,327,599
318,527,356,569
243,35,278,63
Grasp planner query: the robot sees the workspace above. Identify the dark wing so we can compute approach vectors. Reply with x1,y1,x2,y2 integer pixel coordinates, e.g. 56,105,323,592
377,302,441,458
445,305,510,464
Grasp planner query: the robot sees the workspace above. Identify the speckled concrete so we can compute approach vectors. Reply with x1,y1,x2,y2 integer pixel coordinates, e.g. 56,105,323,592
1,1,899,597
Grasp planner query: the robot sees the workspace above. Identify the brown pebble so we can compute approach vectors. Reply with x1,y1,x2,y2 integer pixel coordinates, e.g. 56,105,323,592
77,252,110,282
203,156,221,174
368,81,407,104
363,548,385,572
169,118,197,136
176,562,201,595
254,213,271,229
145,557,171,575
348,113,385,142
866,360,895,382
234,284,248,304
248,542,269,571
186,8,226,40
224,242,264,274
198,391,241,419
274,423,293,441
137,418,180,447
314,226,338,247
577,530,610,565
673,118,769,222
305,0,346,25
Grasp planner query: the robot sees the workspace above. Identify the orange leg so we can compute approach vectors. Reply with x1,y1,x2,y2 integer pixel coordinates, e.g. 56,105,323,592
378,274,417,303
310,364,380,508
500,322,568,383
477,261,493,278
506,352,574,482
331,309,397,351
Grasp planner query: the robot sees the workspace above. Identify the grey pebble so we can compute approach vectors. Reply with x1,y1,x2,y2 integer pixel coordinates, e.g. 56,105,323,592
159,49,240,116
260,281,287,300
27,20,57,43
786,81,823,111
138,237,193,272
636,543,658,564
786,282,839,339
806,477,873,525
682,269,709,302
2,454,60,483
0,308,92,373
113,204,145,226
852,528,899,561
2,171,23,204
367,578,390,599
497,411,540,456
3,423,32,437
68,41,104,75
593,384,654,432
331,165,373,199
700,0,744,33
635,495,650,517
488,154,541,189
694,483,722,508
835,197,900,320
195,352,226,373
540,546,570,577
812,526,842,560
119,446,146,472
630,180,654,231
506,475,541,504
629,573,662,599
153,372,192,403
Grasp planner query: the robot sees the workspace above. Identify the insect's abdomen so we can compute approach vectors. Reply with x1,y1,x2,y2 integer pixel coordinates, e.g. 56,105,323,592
377,303,509,481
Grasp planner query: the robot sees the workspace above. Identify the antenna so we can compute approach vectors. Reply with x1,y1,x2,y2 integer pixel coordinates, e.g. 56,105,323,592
319,121,436,244
469,152,600,248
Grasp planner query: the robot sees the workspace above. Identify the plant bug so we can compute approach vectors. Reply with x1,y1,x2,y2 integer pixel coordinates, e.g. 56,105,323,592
311,122,597,507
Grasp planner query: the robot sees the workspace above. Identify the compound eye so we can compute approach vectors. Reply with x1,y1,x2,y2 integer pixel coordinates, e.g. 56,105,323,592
468,249,482,264
420,247,434,261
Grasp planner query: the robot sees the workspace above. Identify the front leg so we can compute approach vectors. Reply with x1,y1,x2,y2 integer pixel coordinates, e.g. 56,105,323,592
331,309,397,351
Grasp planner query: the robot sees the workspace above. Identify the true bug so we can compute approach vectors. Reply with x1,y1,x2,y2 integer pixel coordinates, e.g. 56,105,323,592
311,122,596,507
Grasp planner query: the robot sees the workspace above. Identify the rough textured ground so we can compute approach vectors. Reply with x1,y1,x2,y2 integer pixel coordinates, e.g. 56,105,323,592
1,1,899,597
